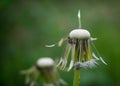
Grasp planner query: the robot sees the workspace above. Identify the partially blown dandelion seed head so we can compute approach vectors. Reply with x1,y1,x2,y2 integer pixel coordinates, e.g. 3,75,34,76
57,13,106,71
57,28,102,71
21,57,67,86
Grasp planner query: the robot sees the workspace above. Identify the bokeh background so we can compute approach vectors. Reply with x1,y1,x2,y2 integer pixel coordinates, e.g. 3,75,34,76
0,0,120,86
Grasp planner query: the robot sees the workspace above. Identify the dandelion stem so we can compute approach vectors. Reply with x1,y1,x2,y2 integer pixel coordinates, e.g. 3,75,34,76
73,39,81,86
73,69,80,86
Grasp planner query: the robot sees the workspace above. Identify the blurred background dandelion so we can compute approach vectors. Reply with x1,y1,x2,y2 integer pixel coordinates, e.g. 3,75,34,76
0,0,120,86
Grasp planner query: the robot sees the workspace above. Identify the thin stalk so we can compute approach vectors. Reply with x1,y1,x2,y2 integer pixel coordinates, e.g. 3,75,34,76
73,39,80,86
73,69,80,86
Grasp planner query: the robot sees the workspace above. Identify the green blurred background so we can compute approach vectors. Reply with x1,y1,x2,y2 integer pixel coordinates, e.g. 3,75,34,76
0,0,120,86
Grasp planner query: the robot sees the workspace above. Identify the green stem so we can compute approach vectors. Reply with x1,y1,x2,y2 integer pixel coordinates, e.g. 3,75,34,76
73,39,81,86
73,69,80,86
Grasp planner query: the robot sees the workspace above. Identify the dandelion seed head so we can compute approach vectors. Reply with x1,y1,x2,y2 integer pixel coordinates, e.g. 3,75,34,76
56,10,107,71
69,29,90,39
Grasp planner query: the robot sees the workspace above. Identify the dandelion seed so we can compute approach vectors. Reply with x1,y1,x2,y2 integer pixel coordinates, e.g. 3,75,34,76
78,10,81,28
58,38,65,47
68,60,74,71
91,37,97,41
45,44,56,47
92,53,99,60
99,57,107,65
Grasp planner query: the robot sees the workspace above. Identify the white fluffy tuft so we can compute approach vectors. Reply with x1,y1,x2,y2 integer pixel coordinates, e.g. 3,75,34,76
36,57,54,67
69,29,90,39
